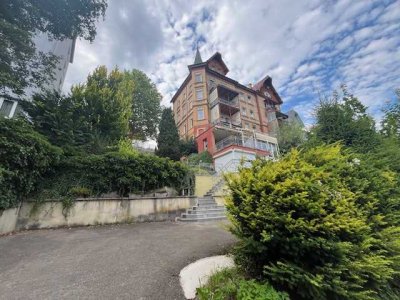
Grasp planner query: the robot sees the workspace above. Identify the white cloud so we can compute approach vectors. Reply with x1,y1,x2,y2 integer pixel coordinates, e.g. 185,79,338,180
63,0,400,125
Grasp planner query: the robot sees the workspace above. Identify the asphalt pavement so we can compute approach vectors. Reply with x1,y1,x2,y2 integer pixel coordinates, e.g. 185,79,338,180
0,221,235,299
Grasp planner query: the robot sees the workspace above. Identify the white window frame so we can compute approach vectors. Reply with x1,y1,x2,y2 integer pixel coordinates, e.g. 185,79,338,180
0,98,18,118
241,107,247,116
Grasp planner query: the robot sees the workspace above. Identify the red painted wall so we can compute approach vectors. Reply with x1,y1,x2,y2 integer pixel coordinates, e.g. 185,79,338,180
195,125,215,154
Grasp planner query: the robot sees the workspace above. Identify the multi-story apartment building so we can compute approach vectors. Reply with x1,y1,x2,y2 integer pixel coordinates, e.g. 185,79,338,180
171,49,287,172
0,33,75,118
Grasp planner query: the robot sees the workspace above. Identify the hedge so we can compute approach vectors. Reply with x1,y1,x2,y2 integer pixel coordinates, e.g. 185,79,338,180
0,118,62,210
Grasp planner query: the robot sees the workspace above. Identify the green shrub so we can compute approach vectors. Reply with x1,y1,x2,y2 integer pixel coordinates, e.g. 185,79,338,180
197,267,289,300
226,144,400,300
31,151,193,201
69,187,92,198
188,151,213,164
0,118,62,209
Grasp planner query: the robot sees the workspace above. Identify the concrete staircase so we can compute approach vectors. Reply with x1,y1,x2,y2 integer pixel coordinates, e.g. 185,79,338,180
177,178,227,222
177,196,226,222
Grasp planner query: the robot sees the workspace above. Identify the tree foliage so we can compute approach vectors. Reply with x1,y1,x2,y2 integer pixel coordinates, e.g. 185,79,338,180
381,89,400,139
310,86,378,153
22,66,133,152
0,118,61,209
278,121,305,154
124,70,162,140
0,0,107,98
226,144,400,300
179,138,198,157
156,108,181,161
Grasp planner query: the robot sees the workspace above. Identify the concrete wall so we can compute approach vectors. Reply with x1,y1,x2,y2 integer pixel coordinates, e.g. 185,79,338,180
0,196,196,234
0,207,19,235
195,175,215,196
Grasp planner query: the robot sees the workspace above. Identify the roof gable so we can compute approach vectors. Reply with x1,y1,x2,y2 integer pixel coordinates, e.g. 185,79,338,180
206,52,229,75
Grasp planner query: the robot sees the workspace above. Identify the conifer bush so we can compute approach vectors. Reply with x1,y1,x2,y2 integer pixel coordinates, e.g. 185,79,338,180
226,144,400,299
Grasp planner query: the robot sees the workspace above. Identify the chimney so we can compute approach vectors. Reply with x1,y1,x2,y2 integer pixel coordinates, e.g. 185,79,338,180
248,83,253,88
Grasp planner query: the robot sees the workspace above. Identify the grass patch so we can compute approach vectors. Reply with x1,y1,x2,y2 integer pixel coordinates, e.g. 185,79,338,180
197,267,289,300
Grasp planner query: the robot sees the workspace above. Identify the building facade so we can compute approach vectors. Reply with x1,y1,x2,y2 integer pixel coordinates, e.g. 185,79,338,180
171,50,287,172
0,33,75,118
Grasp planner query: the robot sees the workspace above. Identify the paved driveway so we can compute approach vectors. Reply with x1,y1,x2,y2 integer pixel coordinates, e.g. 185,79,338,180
0,222,235,299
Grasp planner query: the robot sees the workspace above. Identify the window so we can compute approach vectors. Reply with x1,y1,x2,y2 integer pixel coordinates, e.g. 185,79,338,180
239,93,244,101
250,110,254,118
252,124,256,130
245,123,250,129
195,73,202,83
0,100,14,117
196,89,203,100
241,107,247,116
197,107,205,120
184,124,187,134
203,138,208,150
190,118,193,128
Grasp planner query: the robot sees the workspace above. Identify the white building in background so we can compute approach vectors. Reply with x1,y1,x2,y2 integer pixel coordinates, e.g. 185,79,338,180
0,33,75,118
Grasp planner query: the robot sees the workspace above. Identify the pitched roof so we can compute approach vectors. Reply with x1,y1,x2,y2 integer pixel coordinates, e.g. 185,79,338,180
206,52,229,74
252,75,271,92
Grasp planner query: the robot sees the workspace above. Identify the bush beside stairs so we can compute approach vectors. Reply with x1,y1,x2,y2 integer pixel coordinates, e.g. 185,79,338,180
177,178,227,222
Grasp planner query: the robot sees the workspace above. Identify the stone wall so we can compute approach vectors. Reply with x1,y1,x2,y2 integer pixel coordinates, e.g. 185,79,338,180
0,207,19,235
0,196,196,235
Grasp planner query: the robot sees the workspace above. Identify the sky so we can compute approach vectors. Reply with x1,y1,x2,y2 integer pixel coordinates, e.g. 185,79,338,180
63,0,400,126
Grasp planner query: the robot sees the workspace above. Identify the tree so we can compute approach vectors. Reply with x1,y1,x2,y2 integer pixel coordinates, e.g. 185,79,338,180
71,66,133,147
381,89,400,139
310,85,379,152
156,108,180,161
22,66,134,152
124,70,162,140
179,138,198,157
277,121,305,154
226,144,400,299
0,0,107,99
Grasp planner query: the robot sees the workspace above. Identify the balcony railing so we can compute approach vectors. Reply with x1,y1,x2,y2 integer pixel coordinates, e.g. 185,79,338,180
215,135,243,151
215,135,278,155
210,97,239,109
212,118,242,129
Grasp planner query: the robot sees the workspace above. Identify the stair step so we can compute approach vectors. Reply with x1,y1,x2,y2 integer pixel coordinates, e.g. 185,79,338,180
177,215,227,222
192,205,224,210
187,207,225,213
197,200,216,205
186,211,226,217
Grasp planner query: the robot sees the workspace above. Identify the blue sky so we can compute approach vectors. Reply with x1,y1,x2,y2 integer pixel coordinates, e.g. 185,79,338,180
64,0,400,126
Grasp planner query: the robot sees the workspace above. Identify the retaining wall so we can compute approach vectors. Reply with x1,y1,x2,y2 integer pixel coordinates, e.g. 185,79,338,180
0,196,196,235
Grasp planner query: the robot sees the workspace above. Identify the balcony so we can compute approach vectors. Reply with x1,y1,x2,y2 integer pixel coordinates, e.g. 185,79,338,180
209,85,240,114
215,134,278,156
215,135,243,151
212,118,242,130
